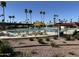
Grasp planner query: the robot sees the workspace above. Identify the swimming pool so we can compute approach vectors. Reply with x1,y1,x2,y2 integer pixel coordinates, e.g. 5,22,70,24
6,27,59,33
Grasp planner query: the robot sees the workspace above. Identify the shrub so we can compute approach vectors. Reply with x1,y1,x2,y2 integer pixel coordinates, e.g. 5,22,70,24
60,32,64,36
53,37,58,40
63,41,67,43
38,38,47,44
65,35,75,41
72,31,79,40
46,38,50,41
19,42,25,44
31,50,38,55
14,51,23,57
25,53,32,57
52,53,65,57
29,38,34,41
0,40,15,57
50,41,59,47
72,30,77,36
68,52,76,55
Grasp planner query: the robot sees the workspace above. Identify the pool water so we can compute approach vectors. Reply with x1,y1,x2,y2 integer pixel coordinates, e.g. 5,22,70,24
6,27,59,33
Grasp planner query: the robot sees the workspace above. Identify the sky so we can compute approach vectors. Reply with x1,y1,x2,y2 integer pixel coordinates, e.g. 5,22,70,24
0,1,79,23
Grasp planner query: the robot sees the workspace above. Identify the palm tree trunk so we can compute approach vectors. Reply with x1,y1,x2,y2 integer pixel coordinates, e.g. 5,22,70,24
54,19,56,25
30,13,32,24
10,18,11,23
26,13,28,23
40,14,42,21
3,6,5,22
12,18,14,23
58,26,60,38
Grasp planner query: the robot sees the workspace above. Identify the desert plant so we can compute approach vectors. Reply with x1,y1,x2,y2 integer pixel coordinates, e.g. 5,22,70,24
31,50,38,55
52,53,65,57
14,51,23,57
38,38,47,44
25,53,32,57
65,36,71,41
53,37,58,40
63,41,67,43
29,38,34,41
65,35,75,41
19,42,25,44
72,30,77,36
68,52,76,55
45,38,50,41
72,31,79,40
50,41,59,47
0,40,15,57
74,32,79,40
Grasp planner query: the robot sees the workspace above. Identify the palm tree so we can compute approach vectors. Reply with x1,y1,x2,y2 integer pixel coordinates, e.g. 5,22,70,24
54,14,58,17
53,14,58,25
9,16,12,23
12,16,15,23
29,9,32,24
58,19,61,23
6,19,9,23
49,20,52,23
63,19,67,23
78,18,79,22
0,14,4,17
25,9,28,23
43,11,45,20
70,19,72,23
40,11,43,20
1,1,6,22
53,18,56,25
53,14,60,38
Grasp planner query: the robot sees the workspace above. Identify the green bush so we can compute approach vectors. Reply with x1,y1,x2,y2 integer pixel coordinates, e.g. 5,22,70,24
72,31,79,40
65,36,75,41
0,40,15,57
72,30,77,36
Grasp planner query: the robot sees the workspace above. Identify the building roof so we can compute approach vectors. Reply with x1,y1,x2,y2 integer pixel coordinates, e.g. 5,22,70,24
55,22,79,27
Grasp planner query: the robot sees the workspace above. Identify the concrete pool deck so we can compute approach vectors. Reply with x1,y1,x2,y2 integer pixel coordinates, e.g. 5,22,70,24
0,34,57,40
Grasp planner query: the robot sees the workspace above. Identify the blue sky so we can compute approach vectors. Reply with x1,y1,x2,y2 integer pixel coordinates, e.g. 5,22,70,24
0,1,79,23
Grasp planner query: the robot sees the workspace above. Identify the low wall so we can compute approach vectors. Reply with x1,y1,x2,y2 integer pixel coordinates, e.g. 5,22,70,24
0,23,33,30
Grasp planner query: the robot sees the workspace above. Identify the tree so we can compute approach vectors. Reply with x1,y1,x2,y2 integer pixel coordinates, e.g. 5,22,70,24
25,9,28,23
70,19,72,23
9,16,12,23
12,16,15,23
49,20,52,23
40,11,43,20
43,11,45,20
9,16,15,23
63,19,67,23
53,18,56,25
29,9,32,24
78,18,79,22
53,14,59,25
40,11,46,25
0,1,6,22
58,19,61,23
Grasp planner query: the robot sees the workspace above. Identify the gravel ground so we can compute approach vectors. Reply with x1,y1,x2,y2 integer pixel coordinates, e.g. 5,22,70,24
4,37,79,57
